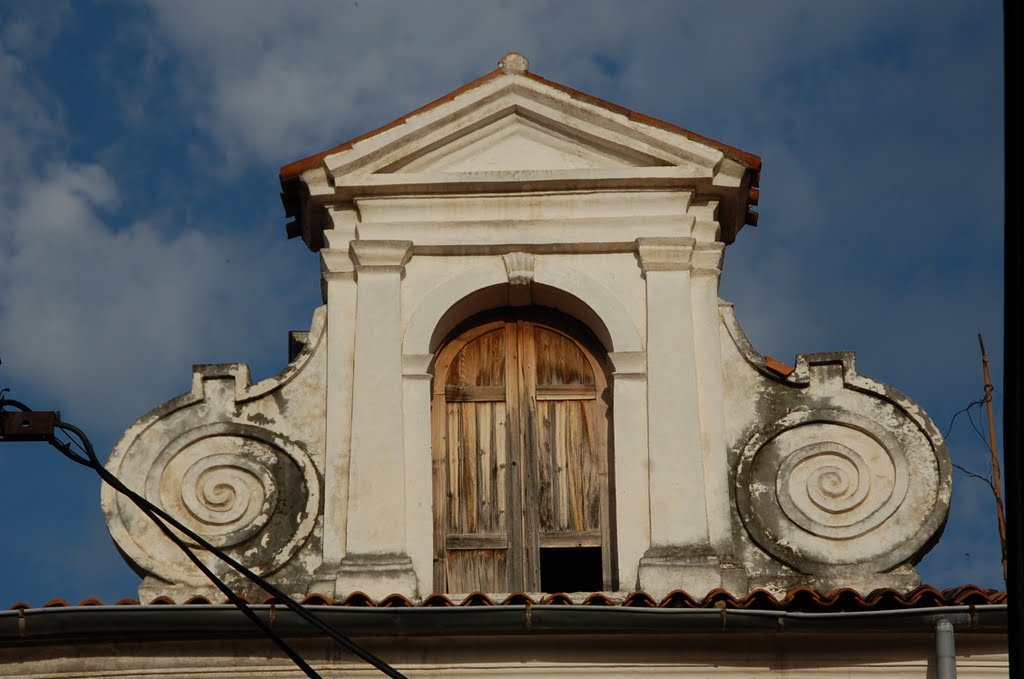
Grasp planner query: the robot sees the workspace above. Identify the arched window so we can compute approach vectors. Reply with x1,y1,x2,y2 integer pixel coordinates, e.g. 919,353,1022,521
431,310,613,594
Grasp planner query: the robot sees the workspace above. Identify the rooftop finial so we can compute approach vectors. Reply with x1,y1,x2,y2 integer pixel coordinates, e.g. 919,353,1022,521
499,52,529,74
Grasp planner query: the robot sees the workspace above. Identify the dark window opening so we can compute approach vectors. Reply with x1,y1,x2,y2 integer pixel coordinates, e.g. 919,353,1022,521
539,547,602,593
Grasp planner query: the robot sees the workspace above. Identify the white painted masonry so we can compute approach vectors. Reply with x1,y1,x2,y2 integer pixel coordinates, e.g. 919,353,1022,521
102,52,952,604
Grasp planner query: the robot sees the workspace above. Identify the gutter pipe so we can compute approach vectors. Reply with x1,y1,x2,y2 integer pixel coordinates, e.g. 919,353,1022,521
0,603,1006,643
936,617,958,679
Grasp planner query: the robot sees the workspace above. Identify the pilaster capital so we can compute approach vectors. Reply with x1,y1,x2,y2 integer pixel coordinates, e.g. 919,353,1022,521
608,351,647,376
350,240,414,272
402,353,434,377
691,242,725,278
636,237,694,274
320,248,355,276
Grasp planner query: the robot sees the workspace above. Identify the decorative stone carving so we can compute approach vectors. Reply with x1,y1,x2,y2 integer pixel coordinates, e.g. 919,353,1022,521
102,308,328,599
104,54,952,602
724,341,951,592
149,423,319,562
502,251,535,285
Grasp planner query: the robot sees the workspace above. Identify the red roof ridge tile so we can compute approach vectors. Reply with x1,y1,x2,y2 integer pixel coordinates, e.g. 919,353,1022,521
764,355,795,376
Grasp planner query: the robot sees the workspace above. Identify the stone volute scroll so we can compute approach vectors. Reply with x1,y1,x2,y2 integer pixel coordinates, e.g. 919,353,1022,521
102,309,328,600
725,337,952,592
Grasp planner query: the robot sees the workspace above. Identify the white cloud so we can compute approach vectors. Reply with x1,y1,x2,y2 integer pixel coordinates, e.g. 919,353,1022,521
0,162,311,435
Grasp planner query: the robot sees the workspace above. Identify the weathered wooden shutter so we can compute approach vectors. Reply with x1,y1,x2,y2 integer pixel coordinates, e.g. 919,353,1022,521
433,314,611,594
433,322,511,593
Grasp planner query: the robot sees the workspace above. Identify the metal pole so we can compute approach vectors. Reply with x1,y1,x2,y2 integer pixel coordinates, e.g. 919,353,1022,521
935,618,957,679
979,334,1008,582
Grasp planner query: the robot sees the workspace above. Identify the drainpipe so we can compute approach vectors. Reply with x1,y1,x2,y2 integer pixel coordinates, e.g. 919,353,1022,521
935,618,957,679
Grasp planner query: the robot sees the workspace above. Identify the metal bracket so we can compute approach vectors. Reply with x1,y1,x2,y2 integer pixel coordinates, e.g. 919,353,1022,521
0,411,59,441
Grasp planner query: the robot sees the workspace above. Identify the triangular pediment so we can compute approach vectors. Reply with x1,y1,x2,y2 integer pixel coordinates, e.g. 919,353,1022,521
280,56,762,248
318,80,725,181
380,110,668,173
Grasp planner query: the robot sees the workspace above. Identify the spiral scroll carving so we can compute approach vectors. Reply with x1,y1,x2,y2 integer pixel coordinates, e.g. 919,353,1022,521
169,450,279,546
145,423,320,574
735,409,939,573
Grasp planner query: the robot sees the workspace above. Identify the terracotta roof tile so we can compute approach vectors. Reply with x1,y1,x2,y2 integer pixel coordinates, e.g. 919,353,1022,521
421,593,456,607
621,591,658,608
500,593,535,606
301,593,333,606
581,592,615,606
337,591,375,607
7,586,1007,612
658,590,702,608
182,595,213,605
378,593,415,608
764,355,795,377
460,592,496,607
539,593,574,606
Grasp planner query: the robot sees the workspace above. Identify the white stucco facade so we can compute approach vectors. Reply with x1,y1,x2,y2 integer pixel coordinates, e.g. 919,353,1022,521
101,53,951,604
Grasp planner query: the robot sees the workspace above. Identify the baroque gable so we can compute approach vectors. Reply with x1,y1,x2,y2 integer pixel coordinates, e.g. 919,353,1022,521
103,53,950,603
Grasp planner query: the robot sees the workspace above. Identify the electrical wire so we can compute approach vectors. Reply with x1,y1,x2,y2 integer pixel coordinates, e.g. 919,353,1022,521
944,396,997,492
46,428,323,679
1,397,409,679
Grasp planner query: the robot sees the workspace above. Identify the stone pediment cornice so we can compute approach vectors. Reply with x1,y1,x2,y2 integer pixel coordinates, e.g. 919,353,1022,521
281,54,761,250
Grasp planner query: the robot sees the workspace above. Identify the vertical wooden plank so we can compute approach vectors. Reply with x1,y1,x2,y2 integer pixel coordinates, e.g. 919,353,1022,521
504,320,524,591
494,402,507,534
447,402,461,534
463,403,478,533
446,549,508,594
520,321,541,589
477,403,492,532
431,392,448,594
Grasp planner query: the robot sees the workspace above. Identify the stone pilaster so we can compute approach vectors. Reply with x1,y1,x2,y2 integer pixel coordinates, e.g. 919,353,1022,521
608,351,649,591
335,240,418,598
635,237,721,597
310,246,357,596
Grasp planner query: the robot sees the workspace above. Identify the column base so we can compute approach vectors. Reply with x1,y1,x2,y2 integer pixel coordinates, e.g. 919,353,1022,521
637,547,738,599
335,553,419,600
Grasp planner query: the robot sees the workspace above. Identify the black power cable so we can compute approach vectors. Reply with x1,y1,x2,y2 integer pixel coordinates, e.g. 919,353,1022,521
0,397,409,679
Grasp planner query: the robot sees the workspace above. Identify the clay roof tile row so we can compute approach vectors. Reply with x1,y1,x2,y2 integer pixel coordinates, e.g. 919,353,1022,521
10,585,1005,613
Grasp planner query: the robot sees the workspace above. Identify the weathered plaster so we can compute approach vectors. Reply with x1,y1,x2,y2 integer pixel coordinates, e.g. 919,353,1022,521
103,56,949,602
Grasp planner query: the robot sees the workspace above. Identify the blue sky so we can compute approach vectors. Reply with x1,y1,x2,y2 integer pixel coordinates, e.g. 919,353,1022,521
0,1,1004,606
